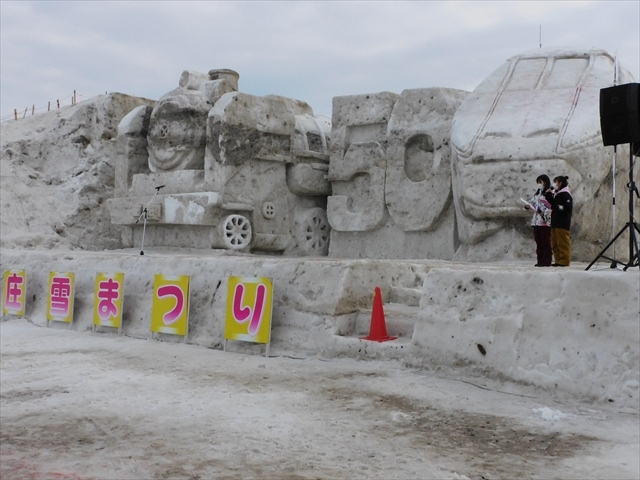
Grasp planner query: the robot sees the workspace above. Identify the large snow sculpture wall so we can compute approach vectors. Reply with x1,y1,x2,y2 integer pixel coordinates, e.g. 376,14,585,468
327,88,468,259
450,49,636,261
105,48,637,262
108,69,331,256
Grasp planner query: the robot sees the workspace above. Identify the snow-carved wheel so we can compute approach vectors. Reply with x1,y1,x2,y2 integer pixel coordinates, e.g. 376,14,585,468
297,207,330,256
262,202,276,219
219,214,252,250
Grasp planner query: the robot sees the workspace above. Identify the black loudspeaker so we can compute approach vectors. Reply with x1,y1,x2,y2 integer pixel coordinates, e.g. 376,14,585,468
600,83,640,146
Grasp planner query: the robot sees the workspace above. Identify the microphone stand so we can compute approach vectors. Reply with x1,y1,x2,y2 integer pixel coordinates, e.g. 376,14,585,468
135,185,164,255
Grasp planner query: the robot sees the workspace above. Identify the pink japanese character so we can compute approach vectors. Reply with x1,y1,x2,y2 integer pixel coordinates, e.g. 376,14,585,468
97,278,120,320
157,284,184,325
232,283,266,336
4,273,24,311
50,276,72,315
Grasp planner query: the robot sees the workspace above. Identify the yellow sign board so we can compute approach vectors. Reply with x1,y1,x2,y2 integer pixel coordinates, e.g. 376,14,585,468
3,270,27,316
93,272,125,328
47,272,75,323
151,274,190,337
224,276,273,344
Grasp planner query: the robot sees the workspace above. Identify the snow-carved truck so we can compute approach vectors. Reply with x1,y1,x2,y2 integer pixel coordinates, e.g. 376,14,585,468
107,69,331,256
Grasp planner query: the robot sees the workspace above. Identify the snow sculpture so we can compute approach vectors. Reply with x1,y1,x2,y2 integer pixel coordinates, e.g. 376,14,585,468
450,49,636,261
106,48,634,262
327,88,468,259
107,69,331,256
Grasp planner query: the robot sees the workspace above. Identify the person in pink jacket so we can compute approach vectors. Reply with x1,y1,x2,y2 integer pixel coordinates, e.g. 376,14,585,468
524,174,554,266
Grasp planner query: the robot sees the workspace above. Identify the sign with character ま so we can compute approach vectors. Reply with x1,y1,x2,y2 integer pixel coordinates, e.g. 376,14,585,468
93,272,125,332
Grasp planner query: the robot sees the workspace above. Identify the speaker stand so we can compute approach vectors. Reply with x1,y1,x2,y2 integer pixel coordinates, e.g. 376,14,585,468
586,146,640,270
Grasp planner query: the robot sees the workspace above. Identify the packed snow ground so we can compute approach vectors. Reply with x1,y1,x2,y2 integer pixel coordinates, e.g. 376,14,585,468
1,320,638,480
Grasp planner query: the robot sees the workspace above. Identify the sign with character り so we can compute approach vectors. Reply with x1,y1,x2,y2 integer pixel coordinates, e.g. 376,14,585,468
150,274,190,340
3,270,27,317
47,272,75,325
224,276,274,356
93,272,125,333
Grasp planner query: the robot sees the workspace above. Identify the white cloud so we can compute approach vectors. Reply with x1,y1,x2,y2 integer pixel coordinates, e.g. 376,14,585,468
1,0,638,120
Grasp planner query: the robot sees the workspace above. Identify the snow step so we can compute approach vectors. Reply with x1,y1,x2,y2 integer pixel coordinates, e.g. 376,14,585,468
388,286,422,307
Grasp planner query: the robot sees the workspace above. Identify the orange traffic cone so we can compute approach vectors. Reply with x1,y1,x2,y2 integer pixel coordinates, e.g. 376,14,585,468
360,286,397,342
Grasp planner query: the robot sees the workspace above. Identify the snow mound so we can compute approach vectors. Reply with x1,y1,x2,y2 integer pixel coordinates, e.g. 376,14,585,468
1,93,155,250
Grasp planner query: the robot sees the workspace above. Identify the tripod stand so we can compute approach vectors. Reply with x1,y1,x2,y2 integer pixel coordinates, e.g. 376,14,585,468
135,185,164,256
586,146,640,270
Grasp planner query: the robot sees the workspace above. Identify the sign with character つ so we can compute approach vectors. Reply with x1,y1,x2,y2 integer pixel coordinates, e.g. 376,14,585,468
151,274,190,339
3,270,27,316
47,272,75,325
224,276,274,355
93,272,125,332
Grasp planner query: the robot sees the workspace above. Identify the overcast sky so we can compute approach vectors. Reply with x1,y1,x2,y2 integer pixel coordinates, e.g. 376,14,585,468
1,1,638,121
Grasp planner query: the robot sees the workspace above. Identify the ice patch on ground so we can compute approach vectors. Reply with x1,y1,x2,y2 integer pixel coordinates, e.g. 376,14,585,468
534,407,568,421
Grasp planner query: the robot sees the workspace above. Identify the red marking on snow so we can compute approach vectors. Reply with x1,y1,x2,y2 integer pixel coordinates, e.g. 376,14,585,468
5,462,92,480
47,472,91,479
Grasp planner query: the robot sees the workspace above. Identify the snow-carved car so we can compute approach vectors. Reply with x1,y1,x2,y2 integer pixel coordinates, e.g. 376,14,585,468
107,69,331,256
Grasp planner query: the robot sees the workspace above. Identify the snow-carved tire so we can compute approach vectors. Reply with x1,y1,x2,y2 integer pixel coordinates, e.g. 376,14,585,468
297,207,330,256
219,214,252,250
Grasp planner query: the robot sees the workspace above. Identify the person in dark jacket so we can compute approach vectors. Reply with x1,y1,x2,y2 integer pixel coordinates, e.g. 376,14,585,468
550,175,573,266
524,174,554,266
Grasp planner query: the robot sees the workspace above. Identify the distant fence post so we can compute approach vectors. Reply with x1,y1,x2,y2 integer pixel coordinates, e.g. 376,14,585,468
23,107,27,118
14,109,18,121
31,105,35,115
57,99,60,109
48,101,51,111
73,90,77,104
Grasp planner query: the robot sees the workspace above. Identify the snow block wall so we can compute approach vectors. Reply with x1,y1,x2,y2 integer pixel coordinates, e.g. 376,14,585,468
0,250,427,352
412,268,639,408
1,250,638,409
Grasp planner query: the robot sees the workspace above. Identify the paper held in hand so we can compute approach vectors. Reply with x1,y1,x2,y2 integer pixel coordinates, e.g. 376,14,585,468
520,198,533,208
